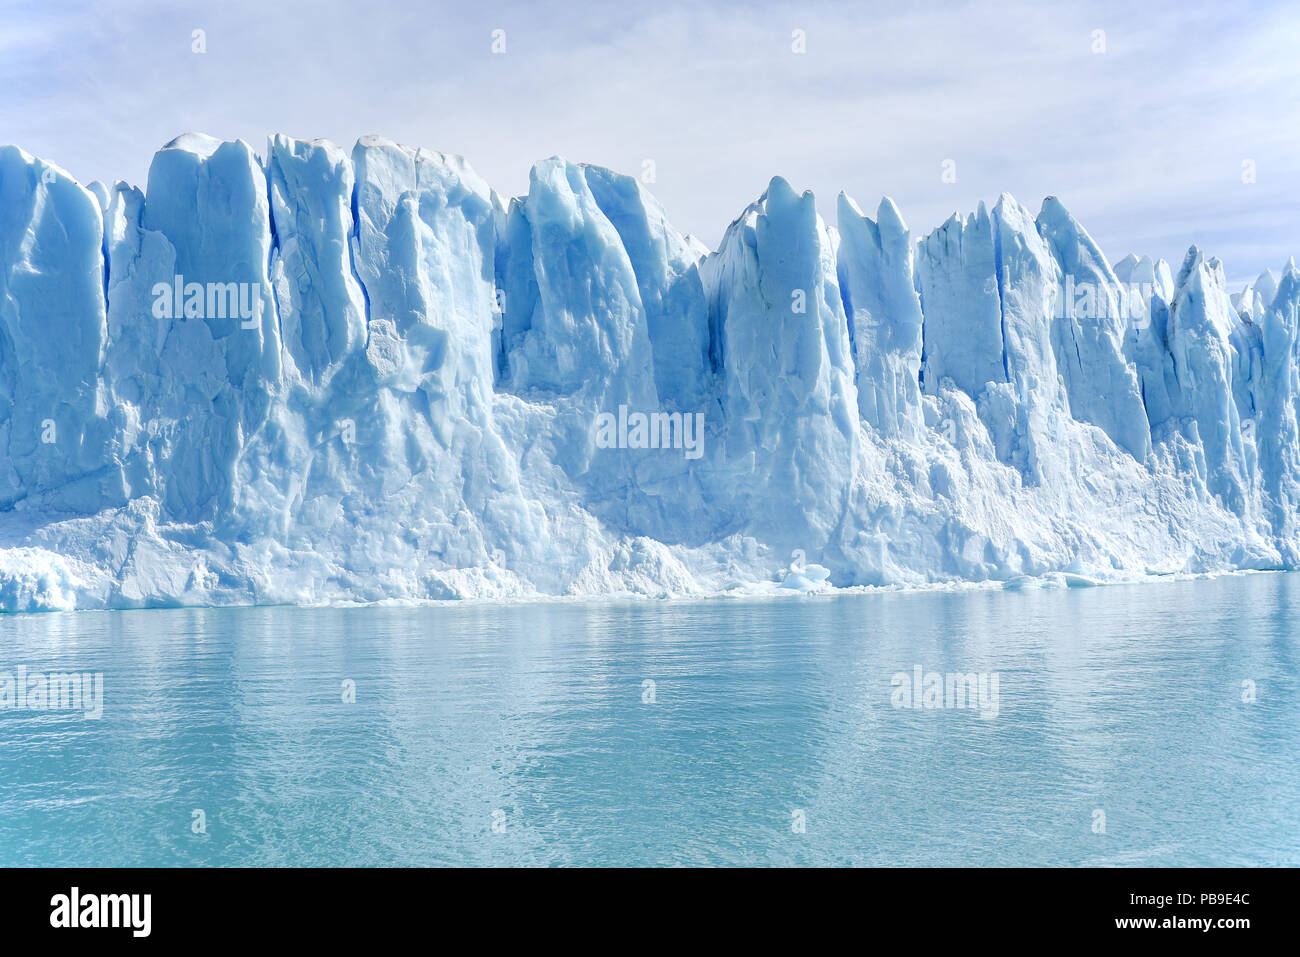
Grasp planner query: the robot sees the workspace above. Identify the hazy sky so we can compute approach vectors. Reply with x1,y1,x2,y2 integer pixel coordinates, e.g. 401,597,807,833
4,0,1299,286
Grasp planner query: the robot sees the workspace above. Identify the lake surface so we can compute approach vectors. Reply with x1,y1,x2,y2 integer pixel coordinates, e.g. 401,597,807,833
1,574,1297,866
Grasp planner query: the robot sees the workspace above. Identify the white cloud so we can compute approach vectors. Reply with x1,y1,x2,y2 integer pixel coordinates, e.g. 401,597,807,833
3,0,1299,284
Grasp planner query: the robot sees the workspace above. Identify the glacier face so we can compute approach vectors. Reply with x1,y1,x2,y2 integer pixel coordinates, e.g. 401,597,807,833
1,133,1298,611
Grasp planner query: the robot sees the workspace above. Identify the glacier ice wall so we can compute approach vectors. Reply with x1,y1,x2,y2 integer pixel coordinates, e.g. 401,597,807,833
0,133,1297,610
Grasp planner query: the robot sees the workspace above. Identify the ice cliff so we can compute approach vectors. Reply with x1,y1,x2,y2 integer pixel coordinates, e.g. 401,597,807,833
1,133,1297,610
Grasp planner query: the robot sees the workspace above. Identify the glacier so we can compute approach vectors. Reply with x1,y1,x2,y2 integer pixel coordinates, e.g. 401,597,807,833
1,132,1298,611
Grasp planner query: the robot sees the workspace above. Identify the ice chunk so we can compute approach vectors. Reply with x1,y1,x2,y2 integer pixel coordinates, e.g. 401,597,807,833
1036,197,1150,460
583,165,711,411
836,194,924,441
0,147,120,513
701,176,859,550
916,203,1005,399
268,135,367,388
498,157,656,414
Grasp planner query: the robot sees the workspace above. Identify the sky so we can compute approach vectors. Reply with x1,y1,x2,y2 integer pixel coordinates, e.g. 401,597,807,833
3,0,1299,287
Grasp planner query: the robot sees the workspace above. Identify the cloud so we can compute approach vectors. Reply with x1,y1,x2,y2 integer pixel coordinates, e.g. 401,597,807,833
3,0,1299,284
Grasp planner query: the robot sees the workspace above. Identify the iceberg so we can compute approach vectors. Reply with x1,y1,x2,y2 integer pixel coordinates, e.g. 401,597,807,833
0,133,1297,610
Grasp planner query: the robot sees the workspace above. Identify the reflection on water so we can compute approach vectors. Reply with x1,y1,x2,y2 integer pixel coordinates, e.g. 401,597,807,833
1,574,1297,866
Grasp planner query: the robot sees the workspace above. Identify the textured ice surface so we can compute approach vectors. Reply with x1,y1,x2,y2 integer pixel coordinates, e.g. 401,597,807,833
1,134,1298,610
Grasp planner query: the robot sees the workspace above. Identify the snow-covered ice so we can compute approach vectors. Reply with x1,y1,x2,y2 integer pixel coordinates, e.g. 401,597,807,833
1,133,1298,611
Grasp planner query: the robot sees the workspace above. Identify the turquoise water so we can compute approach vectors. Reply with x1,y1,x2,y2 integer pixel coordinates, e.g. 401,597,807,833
1,574,1297,866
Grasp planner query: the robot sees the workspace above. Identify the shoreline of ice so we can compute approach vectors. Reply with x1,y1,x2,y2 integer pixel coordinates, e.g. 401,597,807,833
0,533,1286,616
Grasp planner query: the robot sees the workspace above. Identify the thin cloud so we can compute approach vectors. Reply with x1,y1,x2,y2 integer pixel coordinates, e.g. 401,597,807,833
2,0,1298,284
